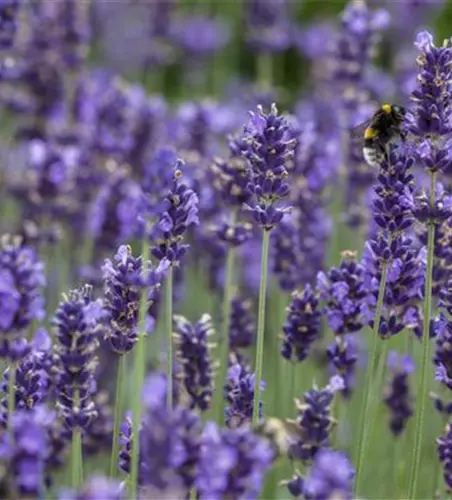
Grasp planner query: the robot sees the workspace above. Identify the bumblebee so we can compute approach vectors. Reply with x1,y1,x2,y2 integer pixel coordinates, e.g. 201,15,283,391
351,104,406,167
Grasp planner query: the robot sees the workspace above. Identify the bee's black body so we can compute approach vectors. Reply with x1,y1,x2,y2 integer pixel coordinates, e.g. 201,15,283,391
353,104,406,167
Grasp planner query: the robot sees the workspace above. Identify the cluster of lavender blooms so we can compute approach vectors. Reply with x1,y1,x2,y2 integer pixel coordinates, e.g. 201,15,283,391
3,0,452,498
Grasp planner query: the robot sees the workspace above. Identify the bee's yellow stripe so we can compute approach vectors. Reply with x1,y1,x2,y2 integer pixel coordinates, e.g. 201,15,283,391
364,127,377,139
382,103,392,114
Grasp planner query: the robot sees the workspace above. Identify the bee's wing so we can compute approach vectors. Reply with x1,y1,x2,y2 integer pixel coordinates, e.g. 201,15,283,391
349,118,373,140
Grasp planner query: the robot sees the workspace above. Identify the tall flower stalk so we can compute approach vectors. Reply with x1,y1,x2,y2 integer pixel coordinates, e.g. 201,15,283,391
355,148,416,494
150,160,199,409
102,245,165,479
239,103,295,422
407,32,452,497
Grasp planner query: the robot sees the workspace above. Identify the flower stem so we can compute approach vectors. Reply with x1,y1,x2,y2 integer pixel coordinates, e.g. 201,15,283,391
252,229,271,423
166,266,174,410
214,244,236,424
354,258,390,495
71,389,82,488
110,354,126,478
408,171,437,499
130,239,150,496
7,363,16,429
257,53,273,89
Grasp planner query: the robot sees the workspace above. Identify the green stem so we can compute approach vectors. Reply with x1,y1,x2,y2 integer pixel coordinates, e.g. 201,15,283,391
252,229,271,423
110,354,126,478
214,244,236,424
130,239,151,497
354,259,390,495
257,53,273,89
407,171,437,499
166,266,174,410
71,390,81,488
7,363,16,429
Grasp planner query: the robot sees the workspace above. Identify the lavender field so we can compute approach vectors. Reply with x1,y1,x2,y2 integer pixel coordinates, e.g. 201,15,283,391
1,0,451,499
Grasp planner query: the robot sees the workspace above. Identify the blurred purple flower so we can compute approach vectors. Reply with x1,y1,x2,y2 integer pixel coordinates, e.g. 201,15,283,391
195,421,273,499
383,351,415,436
0,0,20,49
302,449,355,500
171,16,230,58
0,235,45,359
0,406,54,498
437,422,452,489
59,475,124,500
245,0,292,53
173,314,215,412
327,334,359,398
229,296,255,350
119,373,201,496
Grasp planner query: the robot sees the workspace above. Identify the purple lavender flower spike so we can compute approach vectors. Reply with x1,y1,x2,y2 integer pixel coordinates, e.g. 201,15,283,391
229,296,255,350
437,423,452,489
0,235,45,359
119,374,202,497
0,406,54,498
225,362,264,428
195,421,273,499
281,284,321,363
241,103,296,231
150,161,199,266
383,351,415,436
287,376,343,463
173,314,215,412
59,475,124,500
409,31,452,144
302,449,355,500
53,285,103,431
433,312,452,391
317,251,367,336
0,0,19,50
102,245,167,354
0,328,52,425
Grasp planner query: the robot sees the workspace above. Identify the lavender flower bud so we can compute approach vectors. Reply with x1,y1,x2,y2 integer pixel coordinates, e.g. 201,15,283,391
281,284,321,363
434,313,452,390
102,245,167,354
241,103,296,231
229,296,255,350
195,421,273,499
0,235,45,358
150,162,199,266
302,449,355,500
225,362,263,428
174,314,215,412
317,251,367,336
288,377,343,463
383,351,415,436
410,31,452,140
53,285,103,430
